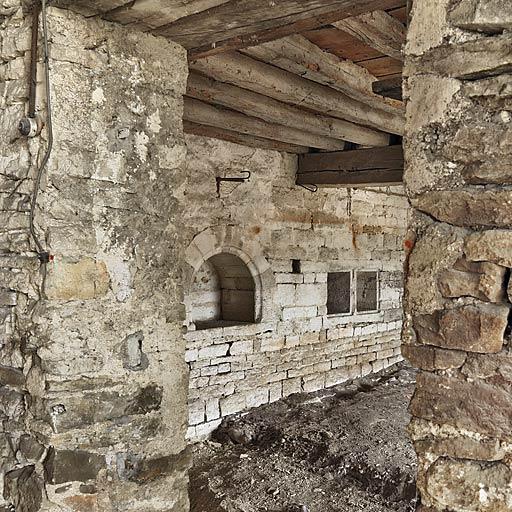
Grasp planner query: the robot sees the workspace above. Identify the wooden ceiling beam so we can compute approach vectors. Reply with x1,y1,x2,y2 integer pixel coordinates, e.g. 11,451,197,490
190,52,404,135
296,168,403,187
333,10,406,61
165,0,406,59
184,98,347,151
184,121,310,154
242,34,403,114
297,145,404,187
187,72,390,147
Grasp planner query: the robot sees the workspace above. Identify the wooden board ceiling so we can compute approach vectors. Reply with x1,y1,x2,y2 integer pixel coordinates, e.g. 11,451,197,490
55,0,407,185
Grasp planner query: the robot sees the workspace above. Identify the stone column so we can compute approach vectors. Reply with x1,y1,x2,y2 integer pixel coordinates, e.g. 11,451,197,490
1,4,190,511
403,0,512,510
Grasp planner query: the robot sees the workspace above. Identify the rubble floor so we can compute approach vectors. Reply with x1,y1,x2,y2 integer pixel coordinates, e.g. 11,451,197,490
190,364,418,512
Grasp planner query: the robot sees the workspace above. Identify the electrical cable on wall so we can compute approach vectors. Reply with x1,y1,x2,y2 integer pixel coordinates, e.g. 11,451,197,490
24,0,53,265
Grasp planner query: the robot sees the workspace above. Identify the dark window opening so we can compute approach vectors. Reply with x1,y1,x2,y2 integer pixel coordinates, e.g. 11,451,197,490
356,271,378,312
292,259,301,274
327,272,351,315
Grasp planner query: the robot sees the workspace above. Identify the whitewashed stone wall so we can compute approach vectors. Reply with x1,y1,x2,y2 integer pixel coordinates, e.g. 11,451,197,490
1,5,190,511
182,136,410,441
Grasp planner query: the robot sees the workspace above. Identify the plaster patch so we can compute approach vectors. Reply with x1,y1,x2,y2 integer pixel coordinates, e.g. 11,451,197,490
134,131,149,163
91,87,106,105
147,109,162,134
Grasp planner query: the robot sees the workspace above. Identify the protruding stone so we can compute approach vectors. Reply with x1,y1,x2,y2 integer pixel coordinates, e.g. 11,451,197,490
438,260,507,303
465,229,512,267
402,344,466,371
406,223,466,315
413,189,512,228
414,303,509,354
45,449,105,484
0,364,24,387
448,0,512,33
415,437,505,462
410,372,512,438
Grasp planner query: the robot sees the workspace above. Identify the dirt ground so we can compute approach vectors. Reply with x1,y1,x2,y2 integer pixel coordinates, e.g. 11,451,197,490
190,364,418,512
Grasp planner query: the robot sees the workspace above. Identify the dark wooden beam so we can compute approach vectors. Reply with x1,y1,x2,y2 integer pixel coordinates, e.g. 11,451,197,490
372,76,403,100
297,145,403,187
296,168,403,187
157,0,407,59
299,145,403,172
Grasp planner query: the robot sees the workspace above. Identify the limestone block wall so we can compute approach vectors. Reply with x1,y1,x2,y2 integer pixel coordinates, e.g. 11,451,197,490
182,136,410,441
0,5,190,511
403,0,512,510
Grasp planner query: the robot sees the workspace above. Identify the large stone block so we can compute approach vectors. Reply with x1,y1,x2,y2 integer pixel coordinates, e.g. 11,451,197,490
402,344,466,371
408,34,512,79
46,258,110,300
413,189,512,228
425,458,511,511
410,372,512,438
465,229,512,267
448,0,512,32
49,384,163,432
438,260,507,303
414,303,509,353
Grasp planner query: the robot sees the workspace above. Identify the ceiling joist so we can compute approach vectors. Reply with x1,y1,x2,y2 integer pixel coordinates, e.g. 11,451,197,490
187,72,390,147
191,52,404,135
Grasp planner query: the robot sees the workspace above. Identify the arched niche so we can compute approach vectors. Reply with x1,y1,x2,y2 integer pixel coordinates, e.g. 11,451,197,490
184,227,276,331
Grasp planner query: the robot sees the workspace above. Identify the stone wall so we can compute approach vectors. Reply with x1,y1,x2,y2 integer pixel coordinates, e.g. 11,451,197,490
0,5,190,511
182,135,410,441
403,0,512,510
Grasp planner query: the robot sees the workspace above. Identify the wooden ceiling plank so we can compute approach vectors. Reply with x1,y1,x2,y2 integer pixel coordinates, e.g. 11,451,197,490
242,34,403,114
190,52,404,135
184,98,347,151
333,10,405,61
163,0,406,56
53,0,133,16
103,0,231,29
357,55,403,77
184,121,310,153
296,168,403,186
187,72,390,147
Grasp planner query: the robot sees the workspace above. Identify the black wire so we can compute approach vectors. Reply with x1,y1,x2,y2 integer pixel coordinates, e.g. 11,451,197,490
29,0,53,263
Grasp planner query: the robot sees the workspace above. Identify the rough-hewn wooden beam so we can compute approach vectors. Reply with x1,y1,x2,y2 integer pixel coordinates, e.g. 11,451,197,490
187,72,390,147
333,10,406,61
184,121,309,153
298,144,403,172
242,35,403,114
372,76,403,100
184,98,347,151
296,168,403,187
190,52,404,135
53,0,132,16
158,0,406,57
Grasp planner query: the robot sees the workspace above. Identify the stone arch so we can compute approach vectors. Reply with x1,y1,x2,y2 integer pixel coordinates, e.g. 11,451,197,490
184,226,276,329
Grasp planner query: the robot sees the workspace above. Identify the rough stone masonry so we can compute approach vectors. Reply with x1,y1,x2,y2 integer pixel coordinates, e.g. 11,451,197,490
403,0,512,510
1,4,190,511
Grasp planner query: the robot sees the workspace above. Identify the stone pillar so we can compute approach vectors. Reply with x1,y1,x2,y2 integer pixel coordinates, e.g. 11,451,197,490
403,0,512,510
1,4,190,511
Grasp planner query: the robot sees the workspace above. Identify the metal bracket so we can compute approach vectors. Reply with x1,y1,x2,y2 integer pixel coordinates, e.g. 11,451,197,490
298,183,318,193
216,171,251,197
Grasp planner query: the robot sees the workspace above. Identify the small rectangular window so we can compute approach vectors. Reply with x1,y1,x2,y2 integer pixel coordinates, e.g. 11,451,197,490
327,272,351,315
356,271,379,312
